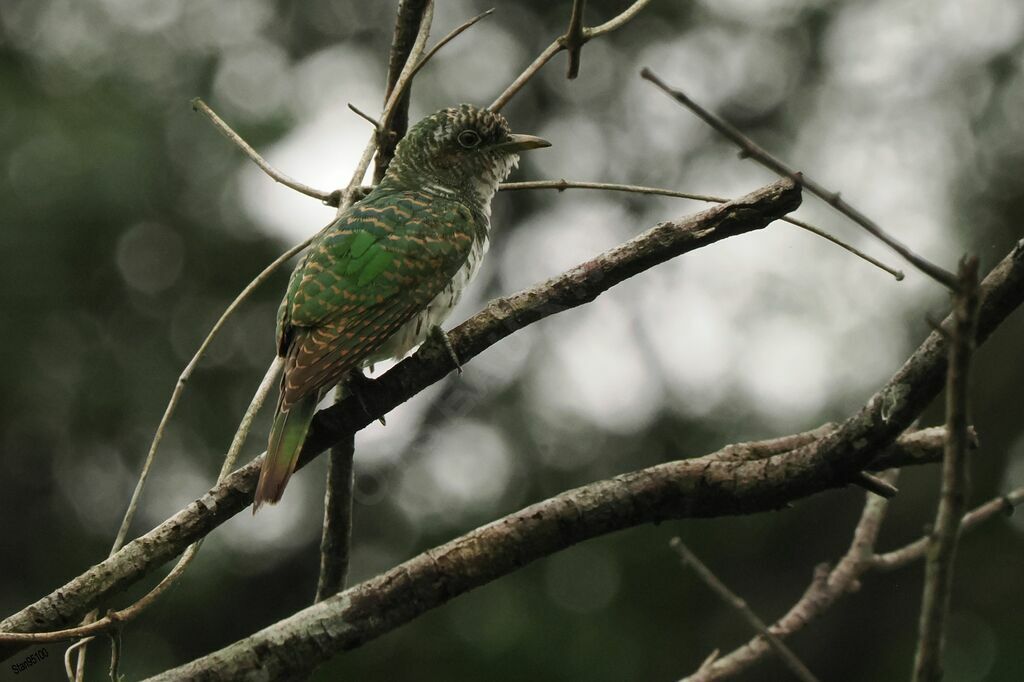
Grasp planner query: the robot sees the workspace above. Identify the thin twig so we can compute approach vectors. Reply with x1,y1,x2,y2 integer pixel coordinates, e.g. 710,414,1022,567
65,638,92,681
39,359,282,648
338,1,434,209
107,629,121,682
191,98,333,204
639,68,957,289
316,431,356,602
374,0,430,183
854,471,899,498
67,237,309,676
684,473,1024,682
684,471,899,681
347,103,381,129
873,487,1024,571
489,0,651,111
912,256,980,682
670,538,820,682
564,0,587,79
500,179,903,279
108,237,312,553
400,8,495,98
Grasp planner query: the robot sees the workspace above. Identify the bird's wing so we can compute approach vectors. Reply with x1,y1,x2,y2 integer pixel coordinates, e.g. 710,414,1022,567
276,191,479,408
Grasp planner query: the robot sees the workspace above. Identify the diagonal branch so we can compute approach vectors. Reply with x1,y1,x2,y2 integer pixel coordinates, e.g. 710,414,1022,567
500,180,904,279
640,67,957,289
0,179,801,657
671,539,820,682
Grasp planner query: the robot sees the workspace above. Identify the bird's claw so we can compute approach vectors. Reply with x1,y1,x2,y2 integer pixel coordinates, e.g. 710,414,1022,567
345,372,386,426
429,326,462,374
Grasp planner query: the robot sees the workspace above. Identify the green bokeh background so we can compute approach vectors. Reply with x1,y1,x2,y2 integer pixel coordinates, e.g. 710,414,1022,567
1,1,1023,680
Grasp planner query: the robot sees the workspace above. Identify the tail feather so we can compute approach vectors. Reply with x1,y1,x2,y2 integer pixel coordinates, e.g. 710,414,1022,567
254,391,319,511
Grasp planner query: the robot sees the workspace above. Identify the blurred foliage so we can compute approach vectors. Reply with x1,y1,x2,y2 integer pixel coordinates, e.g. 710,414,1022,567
1,0,1023,680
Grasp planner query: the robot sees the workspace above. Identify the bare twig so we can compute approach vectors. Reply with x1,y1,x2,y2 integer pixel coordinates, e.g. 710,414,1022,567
107,630,121,682
489,0,652,111
44,359,281,651
400,8,495,101
564,0,587,78
912,257,980,682
191,98,334,204
684,472,899,681
338,1,434,209
682,474,1024,681
640,67,957,288
316,432,355,602
670,538,820,682
347,103,381,129
501,179,903,279
873,487,1024,571
854,471,899,498
64,638,91,681
374,0,430,182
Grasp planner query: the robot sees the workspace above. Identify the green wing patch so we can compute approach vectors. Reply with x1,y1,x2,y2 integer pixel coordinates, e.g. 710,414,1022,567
275,189,483,405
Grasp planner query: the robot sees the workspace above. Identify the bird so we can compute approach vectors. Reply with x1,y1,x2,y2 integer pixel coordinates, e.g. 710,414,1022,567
253,103,550,510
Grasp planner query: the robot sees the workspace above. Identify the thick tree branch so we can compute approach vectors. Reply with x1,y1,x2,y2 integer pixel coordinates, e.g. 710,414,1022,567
0,179,800,657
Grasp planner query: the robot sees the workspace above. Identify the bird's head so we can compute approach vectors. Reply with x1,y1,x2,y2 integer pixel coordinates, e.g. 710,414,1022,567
384,104,550,206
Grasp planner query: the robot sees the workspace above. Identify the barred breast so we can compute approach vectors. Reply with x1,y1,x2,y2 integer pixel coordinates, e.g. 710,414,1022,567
364,229,488,366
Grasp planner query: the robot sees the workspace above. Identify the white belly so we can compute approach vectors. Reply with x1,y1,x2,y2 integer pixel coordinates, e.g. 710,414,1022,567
365,233,488,366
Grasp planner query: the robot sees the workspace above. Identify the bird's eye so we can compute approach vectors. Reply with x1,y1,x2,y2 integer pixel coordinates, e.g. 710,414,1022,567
457,130,481,148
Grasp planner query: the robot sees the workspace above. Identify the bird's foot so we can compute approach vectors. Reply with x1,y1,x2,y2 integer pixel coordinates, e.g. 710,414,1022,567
345,371,386,426
428,325,462,374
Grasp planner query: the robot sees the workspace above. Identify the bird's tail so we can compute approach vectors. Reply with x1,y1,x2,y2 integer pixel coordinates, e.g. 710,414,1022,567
254,391,319,511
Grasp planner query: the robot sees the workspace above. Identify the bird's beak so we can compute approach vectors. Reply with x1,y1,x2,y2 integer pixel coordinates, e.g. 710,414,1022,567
495,133,551,152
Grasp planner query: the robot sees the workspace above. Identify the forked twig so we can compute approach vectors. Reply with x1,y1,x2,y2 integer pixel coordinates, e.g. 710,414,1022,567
640,68,957,289
489,0,652,111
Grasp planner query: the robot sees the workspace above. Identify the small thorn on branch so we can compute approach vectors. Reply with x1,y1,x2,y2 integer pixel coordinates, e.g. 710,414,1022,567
855,471,899,498
347,103,382,129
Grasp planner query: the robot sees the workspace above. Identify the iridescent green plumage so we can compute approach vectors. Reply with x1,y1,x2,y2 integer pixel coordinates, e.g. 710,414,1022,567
254,104,549,509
